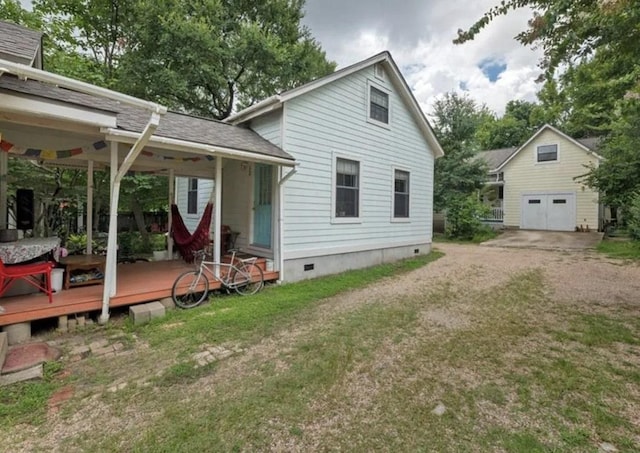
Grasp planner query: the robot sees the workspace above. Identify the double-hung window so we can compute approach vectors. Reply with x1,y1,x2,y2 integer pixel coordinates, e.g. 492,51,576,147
393,170,410,218
335,158,360,218
369,86,389,124
187,178,198,214
537,144,558,162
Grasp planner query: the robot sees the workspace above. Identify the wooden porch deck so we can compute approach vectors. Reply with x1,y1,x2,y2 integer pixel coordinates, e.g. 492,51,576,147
0,259,278,326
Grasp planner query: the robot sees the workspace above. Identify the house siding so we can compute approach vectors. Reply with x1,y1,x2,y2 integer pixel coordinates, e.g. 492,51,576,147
175,176,214,233
503,129,600,230
249,110,281,147
279,64,434,277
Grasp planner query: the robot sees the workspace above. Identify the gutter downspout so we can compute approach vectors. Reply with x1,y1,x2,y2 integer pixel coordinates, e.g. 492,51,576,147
99,112,161,324
277,167,297,283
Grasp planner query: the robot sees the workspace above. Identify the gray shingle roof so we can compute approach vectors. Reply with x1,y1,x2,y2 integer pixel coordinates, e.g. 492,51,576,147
0,21,42,66
576,137,601,151
476,147,518,171
0,74,293,161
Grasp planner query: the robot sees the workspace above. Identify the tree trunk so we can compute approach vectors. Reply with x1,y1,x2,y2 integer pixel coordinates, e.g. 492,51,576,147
131,197,149,247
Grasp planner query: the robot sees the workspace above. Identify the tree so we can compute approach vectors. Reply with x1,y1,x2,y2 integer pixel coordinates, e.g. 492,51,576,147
584,100,640,215
33,0,135,87
117,0,336,119
475,100,544,149
432,93,489,212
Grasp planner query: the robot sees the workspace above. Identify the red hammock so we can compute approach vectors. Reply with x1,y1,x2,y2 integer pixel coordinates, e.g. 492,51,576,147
171,202,213,263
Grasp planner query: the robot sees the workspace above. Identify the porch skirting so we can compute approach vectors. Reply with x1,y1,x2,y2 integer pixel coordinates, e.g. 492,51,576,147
282,242,432,282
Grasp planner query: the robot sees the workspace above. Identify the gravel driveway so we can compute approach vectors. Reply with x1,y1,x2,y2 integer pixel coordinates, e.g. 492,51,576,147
431,242,639,304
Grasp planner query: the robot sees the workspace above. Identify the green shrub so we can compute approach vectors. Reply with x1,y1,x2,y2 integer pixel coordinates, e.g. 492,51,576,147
445,195,491,240
626,192,640,240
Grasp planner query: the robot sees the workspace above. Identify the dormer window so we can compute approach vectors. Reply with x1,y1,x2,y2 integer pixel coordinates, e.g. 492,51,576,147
369,86,389,124
537,144,558,162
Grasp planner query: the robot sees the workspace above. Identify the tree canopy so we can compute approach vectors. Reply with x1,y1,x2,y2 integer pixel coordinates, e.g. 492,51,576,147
432,93,489,212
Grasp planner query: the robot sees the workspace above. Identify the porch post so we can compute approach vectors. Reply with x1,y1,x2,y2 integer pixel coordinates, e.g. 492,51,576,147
86,160,94,254
167,168,174,258
0,151,7,229
100,114,160,324
214,157,222,277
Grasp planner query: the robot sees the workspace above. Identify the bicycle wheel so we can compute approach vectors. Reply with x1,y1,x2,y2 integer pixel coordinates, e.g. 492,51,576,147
172,271,210,308
232,262,264,296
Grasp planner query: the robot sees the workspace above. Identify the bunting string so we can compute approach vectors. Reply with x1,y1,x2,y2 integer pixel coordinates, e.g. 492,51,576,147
0,138,214,162
0,139,106,159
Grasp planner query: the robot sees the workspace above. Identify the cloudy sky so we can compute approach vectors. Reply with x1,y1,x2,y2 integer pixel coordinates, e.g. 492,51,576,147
301,0,543,116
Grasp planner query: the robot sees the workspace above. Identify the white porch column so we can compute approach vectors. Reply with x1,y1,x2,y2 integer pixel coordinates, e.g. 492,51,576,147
100,113,160,324
167,168,174,258
0,151,7,229
86,160,94,254
214,157,222,277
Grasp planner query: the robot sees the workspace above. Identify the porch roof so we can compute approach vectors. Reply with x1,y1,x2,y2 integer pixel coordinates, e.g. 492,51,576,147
477,146,518,172
0,74,294,163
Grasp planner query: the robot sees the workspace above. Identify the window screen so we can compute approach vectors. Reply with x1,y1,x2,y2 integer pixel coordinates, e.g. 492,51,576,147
537,144,558,162
336,158,359,217
394,170,410,218
370,87,389,124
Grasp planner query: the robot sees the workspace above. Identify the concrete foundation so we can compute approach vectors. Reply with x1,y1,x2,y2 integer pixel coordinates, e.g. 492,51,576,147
147,302,166,320
129,304,150,325
283,242,432,282
3,322,31,345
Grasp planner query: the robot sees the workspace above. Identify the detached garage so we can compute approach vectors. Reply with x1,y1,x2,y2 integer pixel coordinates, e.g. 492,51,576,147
491,125,603,232
521,193,576,231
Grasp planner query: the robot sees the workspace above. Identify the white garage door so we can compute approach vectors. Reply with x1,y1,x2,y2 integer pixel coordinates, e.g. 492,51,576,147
521,193,576,231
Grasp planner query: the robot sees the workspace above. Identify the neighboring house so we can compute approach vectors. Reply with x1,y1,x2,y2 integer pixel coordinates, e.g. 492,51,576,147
477,124,604,231
176,51,444,282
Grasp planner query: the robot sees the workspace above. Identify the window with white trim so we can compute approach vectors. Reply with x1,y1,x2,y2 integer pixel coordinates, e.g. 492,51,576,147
187,178,198,214
369,86,389,124
335,158,360,218
537,144,558,162
393,170,410,218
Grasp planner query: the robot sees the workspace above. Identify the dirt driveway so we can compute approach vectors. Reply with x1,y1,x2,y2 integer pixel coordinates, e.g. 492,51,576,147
480,229,603,250
4,242,640,452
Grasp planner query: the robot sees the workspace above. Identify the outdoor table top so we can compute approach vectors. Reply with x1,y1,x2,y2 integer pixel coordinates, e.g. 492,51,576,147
0,237,60,264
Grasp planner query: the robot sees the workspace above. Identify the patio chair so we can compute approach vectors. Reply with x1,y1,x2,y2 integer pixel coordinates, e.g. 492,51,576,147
0,258,54,303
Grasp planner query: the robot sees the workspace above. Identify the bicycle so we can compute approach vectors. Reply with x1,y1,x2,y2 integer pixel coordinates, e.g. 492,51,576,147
171,248,264,309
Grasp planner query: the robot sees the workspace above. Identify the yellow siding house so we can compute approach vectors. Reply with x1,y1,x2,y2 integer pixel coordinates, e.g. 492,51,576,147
481,125,603,232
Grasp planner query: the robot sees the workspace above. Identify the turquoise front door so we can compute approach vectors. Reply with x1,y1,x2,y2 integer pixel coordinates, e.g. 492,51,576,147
252,164,273,248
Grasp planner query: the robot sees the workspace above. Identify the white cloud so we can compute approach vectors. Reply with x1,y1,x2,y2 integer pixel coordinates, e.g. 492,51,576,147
303,0,544,116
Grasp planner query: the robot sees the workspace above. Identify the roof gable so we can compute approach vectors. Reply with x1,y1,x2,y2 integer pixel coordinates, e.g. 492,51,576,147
226,51,444,158
0,20,43,68
496,124,603,171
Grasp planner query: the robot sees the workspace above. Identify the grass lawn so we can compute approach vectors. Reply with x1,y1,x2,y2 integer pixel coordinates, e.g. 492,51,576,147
1,247,639,452
597,239,640,259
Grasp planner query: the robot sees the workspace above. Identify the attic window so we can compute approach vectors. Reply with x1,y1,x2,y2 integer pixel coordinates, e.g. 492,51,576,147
537,144,558,162
369,86,389,124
